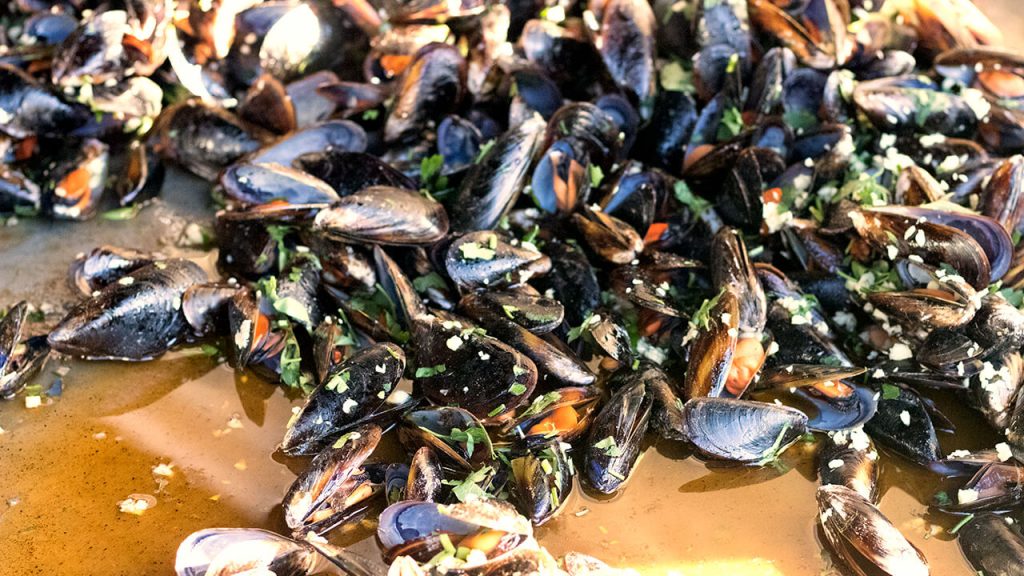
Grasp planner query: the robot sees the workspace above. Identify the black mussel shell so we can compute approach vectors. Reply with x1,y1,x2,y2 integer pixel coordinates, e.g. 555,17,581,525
958,513,1024,575
314,186,449,246
68,245,158,296
584,377,651,493
413,314,537,419
450,115,545,232
48,260,208,360
863,385,941,465
817,484,929,576
0,302,50,398
220,162,338,206
282,343,407,456
282,424,383,534
511,441,574,525
445,231,551,290
293,151,415,197
248,120,368,166
681,397,807,463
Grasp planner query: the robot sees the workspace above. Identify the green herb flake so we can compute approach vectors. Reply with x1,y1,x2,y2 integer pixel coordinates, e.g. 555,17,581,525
442,465,494,503
415,364,447,378
475,139,496,163
413,272,448,293
459,242,496,261
690,288,725,330
660,60,695,93
949,514,975,535
567,311,600,343
673,180,711,216
881,383,901,400
588,164,604,189
325,370,351,393
520,391,562,419
594,436,624,458
101,205,141,221
716,106,744,142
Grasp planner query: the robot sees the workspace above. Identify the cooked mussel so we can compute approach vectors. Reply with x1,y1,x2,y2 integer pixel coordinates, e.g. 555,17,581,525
48,259,207,360
0,301,50,398
174,528,317,576
817,484,929,576
282,425,383,534
681,397,808,464
281,343,407,455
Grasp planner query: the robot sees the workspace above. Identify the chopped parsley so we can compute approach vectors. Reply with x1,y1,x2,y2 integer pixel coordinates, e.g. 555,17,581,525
673,180,711,216
594,436,624,458
415,364,447,378
442,465,494,502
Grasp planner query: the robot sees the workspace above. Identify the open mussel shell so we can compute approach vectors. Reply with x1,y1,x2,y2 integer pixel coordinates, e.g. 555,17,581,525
817,485,929,576
756,365,877,431
281,343,407,456
459,291,564,334
967,293,1024,355
850,206,995,289
957,513,1024,575
399,406,494,470
864,385,941,465
115,141,164,207
867,286,977,330
0,302,49,398
505,387,601,445
970,351,1024,431
412,314,537,419
68,245,158,296
377,499,531,558
711,227,766,333
584,378,651,494
314,186,449,246
683,288,739,399
572,208,645,265
445,231,552,290
174,527,317,576
819,429,879,503
48,260,207,360
681,398,808,464
181,283,240,339
0,63,90,139
282,425,383,534
36,138,109,221
511,441,575,525
945,461,1024,512
237,74,296,136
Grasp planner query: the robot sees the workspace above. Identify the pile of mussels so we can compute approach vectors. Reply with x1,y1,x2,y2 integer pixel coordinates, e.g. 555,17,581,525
9,0,1024,574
